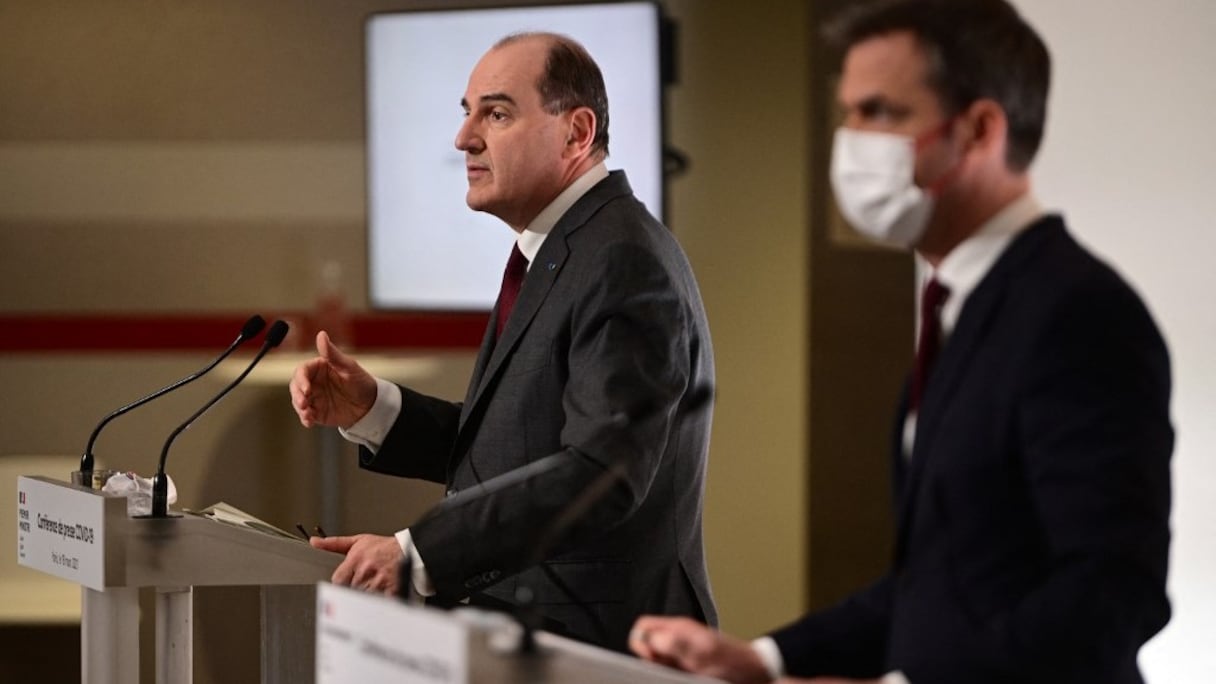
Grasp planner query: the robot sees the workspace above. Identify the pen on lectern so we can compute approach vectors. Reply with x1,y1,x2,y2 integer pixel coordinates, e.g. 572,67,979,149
296,524,328,540
295,523,328,541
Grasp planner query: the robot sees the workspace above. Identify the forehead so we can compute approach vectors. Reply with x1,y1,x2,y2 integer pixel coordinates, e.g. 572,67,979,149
836,30,938,108
464,38,549,104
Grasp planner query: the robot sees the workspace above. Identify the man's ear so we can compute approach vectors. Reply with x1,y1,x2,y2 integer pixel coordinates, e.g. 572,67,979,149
961,98,1009,161
564,106,597,157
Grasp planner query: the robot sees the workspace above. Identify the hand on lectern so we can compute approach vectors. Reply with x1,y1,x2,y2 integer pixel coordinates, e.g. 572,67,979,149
312,533,403,596
778,671,885,676
629,616,771,684
290,331,377,429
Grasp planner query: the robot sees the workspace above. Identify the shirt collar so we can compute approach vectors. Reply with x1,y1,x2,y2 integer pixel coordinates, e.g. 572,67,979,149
515,162,609,267
919,193,1045,335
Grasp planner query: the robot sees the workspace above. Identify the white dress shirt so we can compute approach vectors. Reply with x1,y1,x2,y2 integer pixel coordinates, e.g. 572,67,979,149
902,193,1044,456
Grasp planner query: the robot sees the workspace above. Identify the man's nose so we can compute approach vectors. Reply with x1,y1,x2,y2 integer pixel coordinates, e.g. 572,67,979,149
455,120,484,153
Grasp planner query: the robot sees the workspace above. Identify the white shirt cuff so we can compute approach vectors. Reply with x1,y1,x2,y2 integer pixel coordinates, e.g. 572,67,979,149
394,528,435,598
748,638,907,684
750,636,785,680
339,377,402,452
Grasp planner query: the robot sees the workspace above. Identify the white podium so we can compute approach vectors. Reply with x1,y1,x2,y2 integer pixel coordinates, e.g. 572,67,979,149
17,475,721,684
16,475,340,684
315,583,724,684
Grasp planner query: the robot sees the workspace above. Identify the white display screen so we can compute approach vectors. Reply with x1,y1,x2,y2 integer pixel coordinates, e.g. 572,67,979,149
366,2,664,310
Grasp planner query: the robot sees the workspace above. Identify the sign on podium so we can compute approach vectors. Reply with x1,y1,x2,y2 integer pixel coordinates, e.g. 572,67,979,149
15,474,340,684
17,475,119,591
316,583,722,684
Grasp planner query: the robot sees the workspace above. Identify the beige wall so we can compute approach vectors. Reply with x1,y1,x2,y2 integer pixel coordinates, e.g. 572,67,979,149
1009,3,1216,678
0,0,905,679
662,0,811,637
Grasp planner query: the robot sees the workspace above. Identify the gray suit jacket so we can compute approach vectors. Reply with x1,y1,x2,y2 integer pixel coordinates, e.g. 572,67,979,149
360,171,717,651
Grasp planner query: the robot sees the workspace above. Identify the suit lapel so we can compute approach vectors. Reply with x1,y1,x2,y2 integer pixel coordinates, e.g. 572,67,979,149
453,171,634,440
460,313,498,421
894,218,1063,556
458,236,569,433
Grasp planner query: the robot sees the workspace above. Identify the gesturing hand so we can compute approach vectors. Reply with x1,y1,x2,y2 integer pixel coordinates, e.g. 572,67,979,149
289,331,377,429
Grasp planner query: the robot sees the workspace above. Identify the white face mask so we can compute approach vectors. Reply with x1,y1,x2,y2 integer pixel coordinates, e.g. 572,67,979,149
830,127,936,249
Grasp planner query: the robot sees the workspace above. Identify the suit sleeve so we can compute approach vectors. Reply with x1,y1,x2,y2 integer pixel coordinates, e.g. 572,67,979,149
768,575,894,678
974,277,1173,678
408,241,696,599
357,386,462,485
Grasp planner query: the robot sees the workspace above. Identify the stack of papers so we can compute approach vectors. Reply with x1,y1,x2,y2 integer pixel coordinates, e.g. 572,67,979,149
188,502,302,541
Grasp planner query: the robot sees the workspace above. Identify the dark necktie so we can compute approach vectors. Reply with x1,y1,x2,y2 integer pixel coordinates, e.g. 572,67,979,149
495,244,528,339
910,278,950,411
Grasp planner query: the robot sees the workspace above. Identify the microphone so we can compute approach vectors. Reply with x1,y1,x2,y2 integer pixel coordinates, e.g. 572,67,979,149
405,383,715,646
147,319,290,518
514,383,715,647
78,315,266,484
524,382,714,568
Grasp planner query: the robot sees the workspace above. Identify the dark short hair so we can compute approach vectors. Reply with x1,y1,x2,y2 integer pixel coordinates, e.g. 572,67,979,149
497,32,610,157
826,0,1050,171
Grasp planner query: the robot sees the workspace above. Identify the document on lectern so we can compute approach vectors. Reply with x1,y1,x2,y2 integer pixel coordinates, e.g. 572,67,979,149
186,502,300,541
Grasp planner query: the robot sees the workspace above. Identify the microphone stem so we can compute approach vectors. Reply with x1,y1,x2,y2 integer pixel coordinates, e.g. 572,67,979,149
150,343,274,518
81,332,246,475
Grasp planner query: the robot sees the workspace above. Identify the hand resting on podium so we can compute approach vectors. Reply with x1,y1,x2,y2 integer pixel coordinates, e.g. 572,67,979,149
309,533,404,596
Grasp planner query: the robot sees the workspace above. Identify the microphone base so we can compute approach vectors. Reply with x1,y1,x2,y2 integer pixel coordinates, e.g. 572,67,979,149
131,512,183,519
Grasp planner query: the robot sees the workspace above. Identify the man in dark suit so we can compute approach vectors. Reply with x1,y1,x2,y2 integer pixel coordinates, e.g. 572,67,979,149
289,32,716,652
630,1,1172,682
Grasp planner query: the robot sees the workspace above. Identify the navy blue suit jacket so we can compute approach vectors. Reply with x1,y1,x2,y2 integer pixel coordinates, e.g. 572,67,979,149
772,217,1173,683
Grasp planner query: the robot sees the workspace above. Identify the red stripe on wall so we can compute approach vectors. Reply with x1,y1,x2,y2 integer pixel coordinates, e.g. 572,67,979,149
0,312,489,353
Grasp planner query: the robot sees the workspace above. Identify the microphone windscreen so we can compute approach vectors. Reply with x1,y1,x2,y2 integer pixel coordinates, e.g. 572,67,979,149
265,320,290,347
241,314,267,339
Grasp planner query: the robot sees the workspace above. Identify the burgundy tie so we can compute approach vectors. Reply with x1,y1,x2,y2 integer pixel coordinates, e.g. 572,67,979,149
910,278,950,411
495,244,528,339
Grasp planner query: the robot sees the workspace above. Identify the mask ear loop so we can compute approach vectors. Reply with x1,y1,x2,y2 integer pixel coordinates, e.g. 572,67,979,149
912,116,966,197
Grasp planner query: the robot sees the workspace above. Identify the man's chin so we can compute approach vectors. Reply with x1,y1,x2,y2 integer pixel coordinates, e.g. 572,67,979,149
465,191,497,215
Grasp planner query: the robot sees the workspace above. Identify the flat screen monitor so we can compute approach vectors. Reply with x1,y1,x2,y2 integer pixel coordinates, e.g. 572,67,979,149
366,1,664,310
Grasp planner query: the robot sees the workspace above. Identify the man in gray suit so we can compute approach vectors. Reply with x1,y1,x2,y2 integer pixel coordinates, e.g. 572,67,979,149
289,32,716,652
